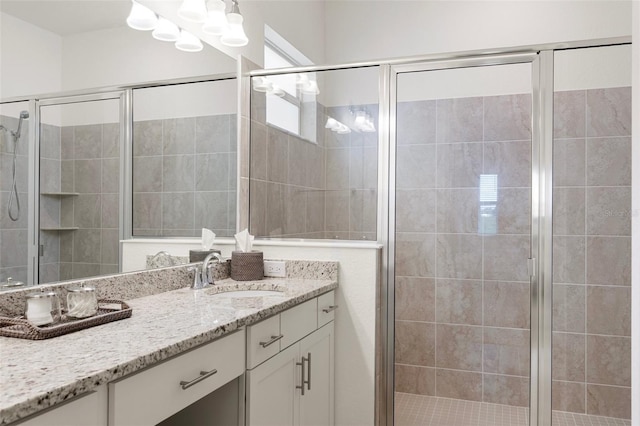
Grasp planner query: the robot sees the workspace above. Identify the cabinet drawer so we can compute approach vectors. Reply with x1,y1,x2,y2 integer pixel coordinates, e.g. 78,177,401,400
108,330,245,426
317,291,336,327
247,314,281,369
16,389,105,426
280,298,317,349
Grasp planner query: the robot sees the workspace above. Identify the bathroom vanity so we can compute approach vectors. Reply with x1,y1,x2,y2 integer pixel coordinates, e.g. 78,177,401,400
0,265,337,426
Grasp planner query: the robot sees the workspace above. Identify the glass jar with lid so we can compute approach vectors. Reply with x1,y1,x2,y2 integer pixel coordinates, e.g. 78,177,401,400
66,284,98,319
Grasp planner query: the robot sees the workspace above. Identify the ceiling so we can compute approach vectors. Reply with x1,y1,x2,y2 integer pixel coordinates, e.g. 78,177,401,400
0,0,132,35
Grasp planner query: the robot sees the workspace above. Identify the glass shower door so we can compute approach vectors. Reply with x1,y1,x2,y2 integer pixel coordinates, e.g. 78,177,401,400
393,61,533,425
38,95,122,283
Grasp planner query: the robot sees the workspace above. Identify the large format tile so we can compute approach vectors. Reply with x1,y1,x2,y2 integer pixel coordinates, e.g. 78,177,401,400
396,145,436,189
436,189,478,234
484,94,531,141
74,125,102,159
553,236,586,284
288,136,309,187
552,332,585,382
553,138,586,187
435,279,482,325
395,364,435,396
495,188,530,234
483,281,529,329
74,159,101,193
586,187,631,236
586,236,631,286
195,152,231,191
396,189,436,233
102,158,119,193
133,120,163,156
436,143,482,188
554,90,586,139
586,335,631,387
484,141,531,188
435,324,482,371
133,156,162,193
587,384,630,419
163,155,195,192
436,97,483,143
102,123,120,158
436,234,482,280
586,137,631,186
552,380,586,414
483,374,529,407
435,369,482,401
73,194,101,228
266,127,288,184
395,233,436,278
553,187,585,235
305,189,325,234
349,189,376,235
249,122,267,181
396,100,436,145
163,117,195,155
325,148,349,190
586,87,631,137
395,276,435,322
395,321,436,366
483,235,530,282
587,286,631,336
132,193,161,231
194,191,229,231
552,284,585,333
101,193,119,229
195,115,230,154
162,192,194,231
72,229,101,263
483,327,530,376
324,190,349,234
1,230,28,267
101,229,119,265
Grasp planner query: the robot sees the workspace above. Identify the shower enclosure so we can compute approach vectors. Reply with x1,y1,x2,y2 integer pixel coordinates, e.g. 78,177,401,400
244,39,632,425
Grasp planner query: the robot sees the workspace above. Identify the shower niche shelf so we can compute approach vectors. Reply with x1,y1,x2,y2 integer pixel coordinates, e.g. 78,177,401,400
41,227,79,231
41,192,80,197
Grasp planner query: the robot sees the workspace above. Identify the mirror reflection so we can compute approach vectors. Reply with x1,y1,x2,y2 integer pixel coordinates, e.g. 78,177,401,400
0,1,237,286
249,66,379,240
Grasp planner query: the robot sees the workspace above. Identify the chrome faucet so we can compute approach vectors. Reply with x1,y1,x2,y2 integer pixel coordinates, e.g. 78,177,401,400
189,252,222,290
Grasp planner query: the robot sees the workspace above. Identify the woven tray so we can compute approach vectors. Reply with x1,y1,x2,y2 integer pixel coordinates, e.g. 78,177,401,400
0,299,132,340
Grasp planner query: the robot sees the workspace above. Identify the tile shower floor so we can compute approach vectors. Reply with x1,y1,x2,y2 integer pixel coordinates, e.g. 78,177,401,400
395,393,631,426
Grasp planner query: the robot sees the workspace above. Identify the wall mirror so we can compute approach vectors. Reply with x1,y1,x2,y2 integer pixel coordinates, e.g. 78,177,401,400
0,1,238,285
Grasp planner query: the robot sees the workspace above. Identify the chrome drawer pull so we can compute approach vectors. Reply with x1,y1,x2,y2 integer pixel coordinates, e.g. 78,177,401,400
259,334,284,348
322,305,338,313
306,352,311,391
179,369,218,390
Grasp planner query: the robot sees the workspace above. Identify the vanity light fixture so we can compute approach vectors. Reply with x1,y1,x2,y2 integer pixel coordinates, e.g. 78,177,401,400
325,117,351,134
269,84,285,97
297,74,320,95
178,0,208,23
202,0,228,35
175,30,204,52
126,1,158,31
152,17,180,41
252,77,273,92
220,0,249,47
353,111,376,133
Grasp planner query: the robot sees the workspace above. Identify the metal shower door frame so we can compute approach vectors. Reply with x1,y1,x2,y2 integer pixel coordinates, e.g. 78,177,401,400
382,51,554,426
32,91,128,285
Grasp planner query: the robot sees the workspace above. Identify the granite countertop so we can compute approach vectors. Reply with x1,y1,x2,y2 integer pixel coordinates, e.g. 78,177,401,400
0,276,337,425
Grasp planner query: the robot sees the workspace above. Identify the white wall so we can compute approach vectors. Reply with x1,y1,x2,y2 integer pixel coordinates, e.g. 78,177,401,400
61,25,236,92
324,1,631,64
122,239,381,425
0,12,62,99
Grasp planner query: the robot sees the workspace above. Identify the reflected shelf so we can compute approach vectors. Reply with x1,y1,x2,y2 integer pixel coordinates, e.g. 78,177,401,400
40,192,80,196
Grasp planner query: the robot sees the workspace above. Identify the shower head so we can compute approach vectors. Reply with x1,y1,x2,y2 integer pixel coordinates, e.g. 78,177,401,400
14,111,29,140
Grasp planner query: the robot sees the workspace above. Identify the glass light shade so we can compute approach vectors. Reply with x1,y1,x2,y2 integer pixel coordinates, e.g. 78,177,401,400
301,80,319,95
252,77,273,92
325,117,338,129
354,111,366,128
220,13,248,47
126,1,158,31
269,85,285,97
337,123,351,134
175,30,204,52
178,0,208,22
152,17,180,41
202,0,228,35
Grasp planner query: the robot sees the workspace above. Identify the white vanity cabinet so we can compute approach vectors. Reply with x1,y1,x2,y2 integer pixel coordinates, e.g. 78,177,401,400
13,387,108,426
245,291,335,426
108,329,245,426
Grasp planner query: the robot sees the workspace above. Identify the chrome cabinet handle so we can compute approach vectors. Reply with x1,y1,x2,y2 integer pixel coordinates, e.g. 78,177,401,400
259,334,284,348
322,305,338,313
296,357,306,396
306,352,311,391
179,369,218,390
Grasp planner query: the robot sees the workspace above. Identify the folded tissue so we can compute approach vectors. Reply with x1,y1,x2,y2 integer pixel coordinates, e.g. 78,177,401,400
189,228,220,263
234,228,254,252
231,229,263,281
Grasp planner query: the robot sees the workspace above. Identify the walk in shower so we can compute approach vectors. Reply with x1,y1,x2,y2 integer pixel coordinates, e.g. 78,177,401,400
245,40,632,425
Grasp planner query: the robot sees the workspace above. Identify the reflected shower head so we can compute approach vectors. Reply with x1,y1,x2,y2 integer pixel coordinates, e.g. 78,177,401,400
14,111,29,140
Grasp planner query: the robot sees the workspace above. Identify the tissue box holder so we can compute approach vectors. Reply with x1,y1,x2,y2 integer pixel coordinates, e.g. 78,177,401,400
231,251,264,281
189,249,221,263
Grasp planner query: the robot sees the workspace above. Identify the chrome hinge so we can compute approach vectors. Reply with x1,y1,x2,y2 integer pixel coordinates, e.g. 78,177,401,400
527,258,536,278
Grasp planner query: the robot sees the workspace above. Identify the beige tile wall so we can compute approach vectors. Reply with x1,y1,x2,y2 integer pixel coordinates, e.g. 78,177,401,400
552,87,631,419
394,94,533,407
